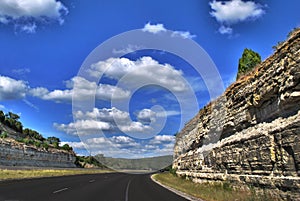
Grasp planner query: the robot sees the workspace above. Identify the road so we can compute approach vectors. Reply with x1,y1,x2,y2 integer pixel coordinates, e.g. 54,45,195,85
0,173,189,201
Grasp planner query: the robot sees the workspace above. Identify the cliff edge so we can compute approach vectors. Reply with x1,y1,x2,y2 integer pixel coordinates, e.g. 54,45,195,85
0,122,76,168
173,29,300,200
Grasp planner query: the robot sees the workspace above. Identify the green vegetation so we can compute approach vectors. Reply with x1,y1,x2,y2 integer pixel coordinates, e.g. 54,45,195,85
168,167,177,175
0,110,113,171
46,136,60,148
75,156,107,168
237,48,261,80
0,110,112,170
272,41,284,51
0,110,73,152
272,27,300,51
0,131,8,138
287,27,300,38
0,111,23,133
23,128,44,141
152,173,274,201
61,143,73,151
0,168,113,181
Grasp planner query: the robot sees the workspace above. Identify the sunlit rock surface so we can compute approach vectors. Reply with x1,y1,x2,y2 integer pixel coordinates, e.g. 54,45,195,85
173,29,300,200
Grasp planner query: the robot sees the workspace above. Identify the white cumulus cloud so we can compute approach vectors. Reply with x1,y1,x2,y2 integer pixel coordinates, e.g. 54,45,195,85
54,120,112,135
54,107,154,135
29,76,130,103
137,109,156,124
149,135,175,145
89,57,188,93
209,0,265,34
0,75,130,103
61,134,175,158
0,0,68,33
0,75,28,100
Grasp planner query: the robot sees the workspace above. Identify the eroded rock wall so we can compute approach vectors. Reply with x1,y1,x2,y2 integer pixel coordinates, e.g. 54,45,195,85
0,138,76,168
173,30,300,200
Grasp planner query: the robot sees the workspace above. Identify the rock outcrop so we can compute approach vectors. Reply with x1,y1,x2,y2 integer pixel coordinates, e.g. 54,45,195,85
173,29,300,200
0,138,76,168
0,123,76,168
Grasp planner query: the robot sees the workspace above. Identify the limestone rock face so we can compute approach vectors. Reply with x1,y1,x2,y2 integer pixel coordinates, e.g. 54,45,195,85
0,138,76,168
173,29,300,200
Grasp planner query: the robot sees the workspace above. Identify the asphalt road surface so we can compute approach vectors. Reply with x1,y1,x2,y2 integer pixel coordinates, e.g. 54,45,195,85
0,173,189,201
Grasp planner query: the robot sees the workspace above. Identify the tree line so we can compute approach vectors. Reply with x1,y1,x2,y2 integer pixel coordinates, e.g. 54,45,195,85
0,110,72,152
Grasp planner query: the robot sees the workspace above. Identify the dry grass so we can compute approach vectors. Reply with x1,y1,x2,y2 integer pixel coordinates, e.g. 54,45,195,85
152,173,274,201
0,168,113,181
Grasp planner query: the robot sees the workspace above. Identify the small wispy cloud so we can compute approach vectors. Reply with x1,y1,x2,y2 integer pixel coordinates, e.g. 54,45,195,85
171,31,196,39
12,68,31,75
142,22,196,39
19,24,37,34
142,22,167,34
218,25,233,35
112,44,143,55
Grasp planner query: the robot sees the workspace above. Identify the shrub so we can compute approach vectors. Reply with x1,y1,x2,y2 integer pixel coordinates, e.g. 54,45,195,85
0,131,8,138
23,138,34,145
41,142,49,150
169,167,177,175
16,137,25,143
61,144,73,151
237,48,261,80
34,141,41,148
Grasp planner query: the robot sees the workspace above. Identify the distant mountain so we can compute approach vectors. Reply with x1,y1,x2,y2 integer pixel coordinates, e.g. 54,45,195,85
95,154,173,171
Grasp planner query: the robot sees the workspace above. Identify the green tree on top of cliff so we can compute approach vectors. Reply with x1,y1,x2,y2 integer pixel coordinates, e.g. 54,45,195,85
47,136,60,148
61,143,73,151
3,111,23,133
23,128,45,141
237,48,261,80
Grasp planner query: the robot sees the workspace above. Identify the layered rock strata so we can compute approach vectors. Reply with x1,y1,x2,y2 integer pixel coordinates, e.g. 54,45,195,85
0,138,76,168
173,29,300,200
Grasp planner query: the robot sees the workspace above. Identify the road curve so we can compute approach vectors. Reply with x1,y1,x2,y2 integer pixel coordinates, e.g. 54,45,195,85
0,173,188,201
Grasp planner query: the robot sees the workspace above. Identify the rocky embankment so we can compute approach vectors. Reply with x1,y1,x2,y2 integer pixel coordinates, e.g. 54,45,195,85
0,138,76,168
0,124,76,168
173,29,300,200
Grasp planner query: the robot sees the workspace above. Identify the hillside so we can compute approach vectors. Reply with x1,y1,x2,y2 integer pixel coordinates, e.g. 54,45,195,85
95,154,172,171
173,28,300,200
0,111,77,168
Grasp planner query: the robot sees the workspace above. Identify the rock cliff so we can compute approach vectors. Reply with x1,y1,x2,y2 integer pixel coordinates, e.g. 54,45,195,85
0,123,76,168
173,29,300,200
0,138,76,168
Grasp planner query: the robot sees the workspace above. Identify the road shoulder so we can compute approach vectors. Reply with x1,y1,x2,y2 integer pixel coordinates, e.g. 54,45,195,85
150,174,204,201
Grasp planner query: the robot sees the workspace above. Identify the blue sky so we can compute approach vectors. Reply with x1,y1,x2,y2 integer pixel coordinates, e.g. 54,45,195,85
0,0,299,158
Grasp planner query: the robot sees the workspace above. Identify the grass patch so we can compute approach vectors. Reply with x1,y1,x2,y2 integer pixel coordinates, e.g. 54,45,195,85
0,168,113,181
152,172,274,201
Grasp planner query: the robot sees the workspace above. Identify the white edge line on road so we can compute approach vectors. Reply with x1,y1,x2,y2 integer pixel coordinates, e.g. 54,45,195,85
125,179,132,201
53,187,69,194
89,179,96,183
150,175,204,201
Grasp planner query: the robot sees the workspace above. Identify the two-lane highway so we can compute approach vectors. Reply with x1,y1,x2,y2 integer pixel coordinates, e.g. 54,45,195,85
0,173,189,201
